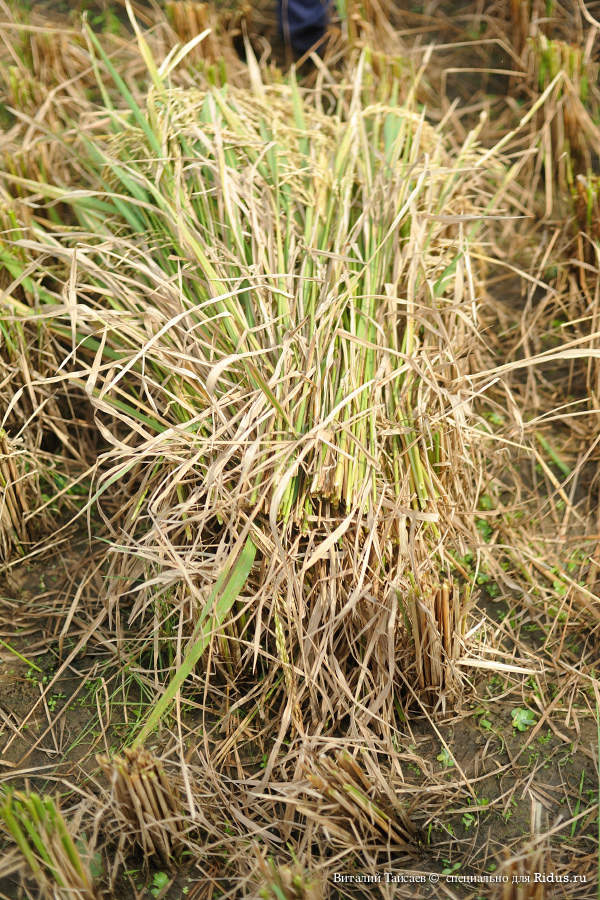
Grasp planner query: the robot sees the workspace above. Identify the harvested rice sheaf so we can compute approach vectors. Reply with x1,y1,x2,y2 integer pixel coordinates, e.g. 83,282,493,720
97,747,187,868
0,39,501,723
21,76,486,524
0,790,98,900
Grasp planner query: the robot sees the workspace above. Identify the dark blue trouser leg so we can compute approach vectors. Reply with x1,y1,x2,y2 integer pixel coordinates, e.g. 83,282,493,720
278,0,331,57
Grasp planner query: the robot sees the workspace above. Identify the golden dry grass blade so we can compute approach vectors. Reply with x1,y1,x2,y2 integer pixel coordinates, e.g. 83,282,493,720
97,747,187,869
302,750,421,853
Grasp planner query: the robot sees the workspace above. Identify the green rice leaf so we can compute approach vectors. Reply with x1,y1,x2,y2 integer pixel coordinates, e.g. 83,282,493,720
132,536,257,746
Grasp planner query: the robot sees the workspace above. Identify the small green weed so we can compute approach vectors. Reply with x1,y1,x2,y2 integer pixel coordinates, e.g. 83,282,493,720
441,860,460,875
150,871,170,897
437,747,454,768
461,811,475,830
511,707,537,732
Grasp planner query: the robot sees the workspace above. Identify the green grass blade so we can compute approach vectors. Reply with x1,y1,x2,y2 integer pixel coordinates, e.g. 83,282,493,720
83,21,161,156
132,536,257,747
0,797,41,878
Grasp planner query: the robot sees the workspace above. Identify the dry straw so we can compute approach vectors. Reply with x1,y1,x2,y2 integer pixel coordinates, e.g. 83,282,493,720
406,577,470,710
0,11,505,737
97,747,187,869
0,3,518,750
301,750,420,852
492,841,550,899
165,0,252,61
0,430,31,560
256,854,323,900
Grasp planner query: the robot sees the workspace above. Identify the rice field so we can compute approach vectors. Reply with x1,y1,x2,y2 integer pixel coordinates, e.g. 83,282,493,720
0,1,599,898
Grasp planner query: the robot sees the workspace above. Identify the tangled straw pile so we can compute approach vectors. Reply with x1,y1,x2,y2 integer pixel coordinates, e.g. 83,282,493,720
0,16,506,737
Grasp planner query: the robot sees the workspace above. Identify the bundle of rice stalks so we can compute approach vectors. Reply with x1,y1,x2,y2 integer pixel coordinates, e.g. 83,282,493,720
0,2,184,154
27,28,91,90
503,0,588,58
1,144,72,200
0,191,35,286
330,0,436,110
0,199,37,559
404,577,470,710
563,171,600,413
97,747,187,868
0,23,502,732
0,190,95,527
527,33,599,185
342,0,401,51
159,0,255,81
0,790,98,900
490,0,599,213
12,60,486,519
166,0,252,51
0,16,97,127
0,64,48,121
301,751,420,853
518,169,600,452
508,0,548,58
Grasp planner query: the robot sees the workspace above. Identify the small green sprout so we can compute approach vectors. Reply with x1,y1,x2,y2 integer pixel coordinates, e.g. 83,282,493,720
462,811,475,830
476,708,492,731
437,747,454,768
476,518,493,542
511,707,537,732
150,871,170,897
442,860,460,875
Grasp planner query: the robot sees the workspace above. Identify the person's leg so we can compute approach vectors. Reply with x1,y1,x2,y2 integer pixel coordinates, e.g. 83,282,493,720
278,0,331,58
